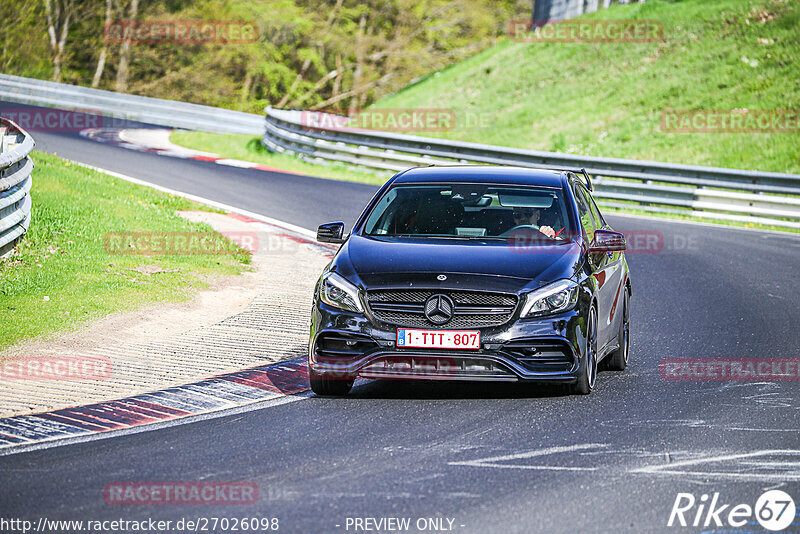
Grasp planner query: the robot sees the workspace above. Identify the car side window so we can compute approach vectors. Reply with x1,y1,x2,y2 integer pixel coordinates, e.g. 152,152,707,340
574,182,604,230
572,183,596,242
364,189,398,234
583,187,606,228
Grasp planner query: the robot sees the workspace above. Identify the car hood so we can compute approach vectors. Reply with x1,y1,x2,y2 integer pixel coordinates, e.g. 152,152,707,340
332,235,583,294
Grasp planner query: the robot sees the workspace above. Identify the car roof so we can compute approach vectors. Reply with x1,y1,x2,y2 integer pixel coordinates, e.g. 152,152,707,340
392,165,567,188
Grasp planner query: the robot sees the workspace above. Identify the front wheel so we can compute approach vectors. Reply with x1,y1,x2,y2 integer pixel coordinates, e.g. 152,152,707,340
309,368,353,396
572,307,598,395
605,287,630,371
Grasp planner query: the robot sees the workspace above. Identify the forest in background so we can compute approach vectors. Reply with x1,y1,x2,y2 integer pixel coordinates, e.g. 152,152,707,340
0,0,525,114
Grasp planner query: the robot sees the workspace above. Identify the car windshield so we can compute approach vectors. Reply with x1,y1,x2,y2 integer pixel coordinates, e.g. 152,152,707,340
363,183,572,240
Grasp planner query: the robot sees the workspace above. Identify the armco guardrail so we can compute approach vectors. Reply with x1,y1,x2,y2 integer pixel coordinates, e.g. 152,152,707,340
263,108,800,229
0,118,34,256
1,74,797,230
0,74,263,134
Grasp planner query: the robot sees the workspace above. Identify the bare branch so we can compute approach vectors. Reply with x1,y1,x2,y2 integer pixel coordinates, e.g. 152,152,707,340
288,66,349,108
277,57,312,108
310,72,392,111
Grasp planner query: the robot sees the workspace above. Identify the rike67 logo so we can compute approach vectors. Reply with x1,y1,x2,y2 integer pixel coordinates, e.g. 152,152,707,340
668,490,796,531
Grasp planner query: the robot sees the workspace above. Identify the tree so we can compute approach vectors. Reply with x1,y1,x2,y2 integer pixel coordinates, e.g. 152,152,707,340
43,0,76,81
91,0,113,87
6,0,523,110
115,0,138,92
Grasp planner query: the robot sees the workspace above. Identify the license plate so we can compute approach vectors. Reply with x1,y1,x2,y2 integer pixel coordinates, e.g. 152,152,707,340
396,329,480,350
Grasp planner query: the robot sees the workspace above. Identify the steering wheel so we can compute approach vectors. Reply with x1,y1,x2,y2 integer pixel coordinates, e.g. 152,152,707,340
501,224,565,240
500,224,540,237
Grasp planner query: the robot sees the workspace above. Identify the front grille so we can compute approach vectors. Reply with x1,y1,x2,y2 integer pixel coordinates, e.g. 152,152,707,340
500,340,574,372
366,289,517,329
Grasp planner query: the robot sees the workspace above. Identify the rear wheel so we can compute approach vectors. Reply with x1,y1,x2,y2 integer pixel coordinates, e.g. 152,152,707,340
606,288,630,371
309,368,353,396
572,307,598,395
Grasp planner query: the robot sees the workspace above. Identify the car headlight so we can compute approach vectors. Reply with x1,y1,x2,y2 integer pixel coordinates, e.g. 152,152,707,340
319,272,364,313
521,279,579,318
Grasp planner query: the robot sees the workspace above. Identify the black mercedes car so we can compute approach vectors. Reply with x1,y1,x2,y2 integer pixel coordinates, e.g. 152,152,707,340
309,165,631,395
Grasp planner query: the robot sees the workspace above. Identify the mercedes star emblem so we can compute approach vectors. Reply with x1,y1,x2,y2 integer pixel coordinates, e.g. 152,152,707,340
424,294,454,325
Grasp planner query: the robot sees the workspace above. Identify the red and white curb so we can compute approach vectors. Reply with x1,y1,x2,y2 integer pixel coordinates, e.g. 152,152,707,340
0,359,310,454
0,159,343,455
80,127,306,176
224,212,338,258
0,206,337,455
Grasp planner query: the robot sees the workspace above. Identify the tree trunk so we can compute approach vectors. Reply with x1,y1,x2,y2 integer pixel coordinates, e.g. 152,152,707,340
239,69,254,106
92,0,113,88
43,0,72,82
348,14,367,116
277,57,311,108
332,53,343,100
92,48,107,88
115,0,138,93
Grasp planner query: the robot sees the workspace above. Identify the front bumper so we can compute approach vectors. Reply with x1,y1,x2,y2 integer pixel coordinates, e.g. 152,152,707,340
309,300,589,383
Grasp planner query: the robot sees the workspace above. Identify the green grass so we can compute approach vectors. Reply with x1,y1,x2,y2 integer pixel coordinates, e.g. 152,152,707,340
170,131,392,186
0,152,251,352
374,0,800,174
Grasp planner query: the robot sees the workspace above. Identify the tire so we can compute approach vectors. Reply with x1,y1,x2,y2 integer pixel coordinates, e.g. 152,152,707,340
605,287,630,371
309,368,353,396
572,306,598,395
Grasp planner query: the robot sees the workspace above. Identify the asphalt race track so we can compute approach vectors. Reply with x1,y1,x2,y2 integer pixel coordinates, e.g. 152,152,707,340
1,102,799,533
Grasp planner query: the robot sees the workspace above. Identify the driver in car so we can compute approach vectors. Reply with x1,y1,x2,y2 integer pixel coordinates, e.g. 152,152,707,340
512,207,556,238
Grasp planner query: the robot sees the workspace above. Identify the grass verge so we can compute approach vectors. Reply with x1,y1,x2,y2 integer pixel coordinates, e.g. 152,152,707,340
0,151,251,352
373,0,800,174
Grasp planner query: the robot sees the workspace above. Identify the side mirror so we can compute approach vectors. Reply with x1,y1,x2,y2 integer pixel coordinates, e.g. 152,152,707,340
317,222,347,244
589,229,626,253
